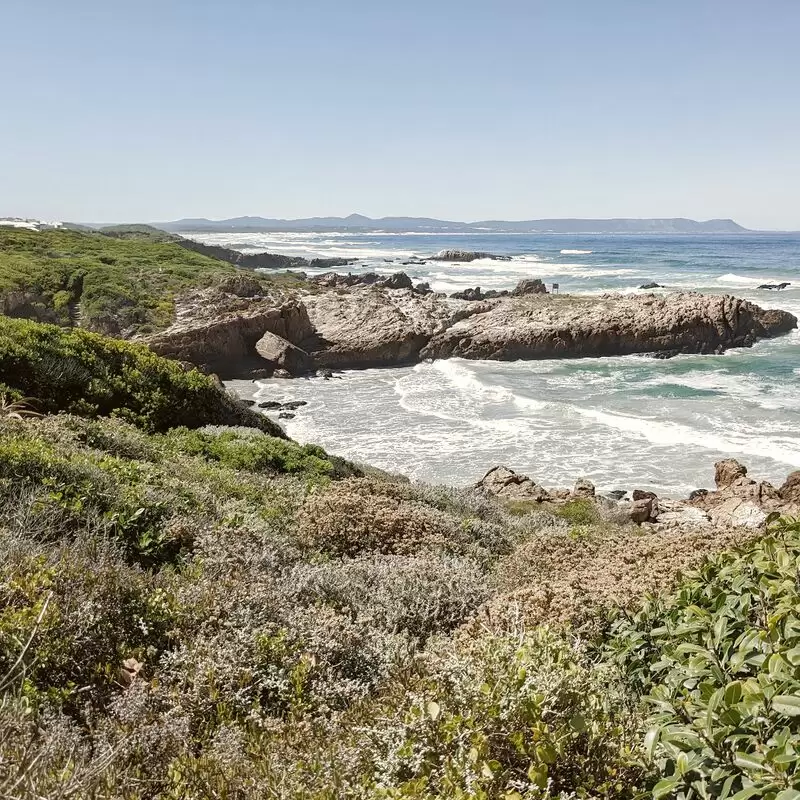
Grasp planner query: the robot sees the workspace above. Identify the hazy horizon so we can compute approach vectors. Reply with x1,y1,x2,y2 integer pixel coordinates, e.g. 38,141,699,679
2,1,799,229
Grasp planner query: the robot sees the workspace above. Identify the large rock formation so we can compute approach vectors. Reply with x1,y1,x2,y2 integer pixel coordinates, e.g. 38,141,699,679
143,277,797,378
301,287,467,369
421,293,796,362
145,296,314,377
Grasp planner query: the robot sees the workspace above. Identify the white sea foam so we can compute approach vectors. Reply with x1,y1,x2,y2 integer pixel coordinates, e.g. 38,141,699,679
572,407,800,468
560,249,593,255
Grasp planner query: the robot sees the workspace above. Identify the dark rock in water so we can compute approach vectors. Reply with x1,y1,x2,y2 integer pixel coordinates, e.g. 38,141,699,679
512,278,548,296
273,369,291,379
639,282,665,290
632,489,658,501
382,272,413,290
688,488,709,502
414,281,432,294
308,257,356,269
450,287,484,301
312,270,412,290
318,368,334,379
758,282,791,290
258,400,283,410
431,249,511,262
278,411,295,419
281,400,308,410
650,349,681,360
606,490,627,501
383,258,394,263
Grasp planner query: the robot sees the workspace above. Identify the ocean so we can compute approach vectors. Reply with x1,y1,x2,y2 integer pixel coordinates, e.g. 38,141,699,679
191,230,800,497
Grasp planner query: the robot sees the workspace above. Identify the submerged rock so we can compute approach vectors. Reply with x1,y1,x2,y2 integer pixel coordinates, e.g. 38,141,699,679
758,282,791,290
639,282,665,290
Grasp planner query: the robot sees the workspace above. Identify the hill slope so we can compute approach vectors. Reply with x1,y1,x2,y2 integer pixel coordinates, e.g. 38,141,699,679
0,226,237,335
159,214,750,234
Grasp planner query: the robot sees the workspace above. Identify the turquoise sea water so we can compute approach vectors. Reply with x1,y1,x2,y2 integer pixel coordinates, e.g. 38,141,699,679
191,231,800,496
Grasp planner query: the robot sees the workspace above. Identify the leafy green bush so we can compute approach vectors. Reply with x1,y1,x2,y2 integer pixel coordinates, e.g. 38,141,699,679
0,317,282,435
606,517,800,800
163,428,336,478
552,498,600,525
359,627,644,798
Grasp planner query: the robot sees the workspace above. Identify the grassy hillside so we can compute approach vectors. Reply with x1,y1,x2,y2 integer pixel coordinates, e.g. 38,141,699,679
0,226,236,334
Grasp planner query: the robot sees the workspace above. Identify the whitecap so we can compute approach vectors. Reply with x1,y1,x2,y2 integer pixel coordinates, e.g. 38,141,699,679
560,249,593,255
572,406,800,468
717,273,766,286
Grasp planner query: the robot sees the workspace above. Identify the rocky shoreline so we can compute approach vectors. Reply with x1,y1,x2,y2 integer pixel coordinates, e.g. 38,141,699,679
476,458,800,532
144,270,798,378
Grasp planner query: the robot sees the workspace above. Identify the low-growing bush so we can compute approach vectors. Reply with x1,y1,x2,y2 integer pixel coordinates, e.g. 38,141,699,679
295,478,513,561
163,427,338,479
0,316,283,435
359,627,645,798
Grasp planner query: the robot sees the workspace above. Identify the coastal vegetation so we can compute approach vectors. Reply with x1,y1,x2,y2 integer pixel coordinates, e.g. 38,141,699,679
0,317,283,435
0,316,797,797
1,228,799,798
0,226,236,334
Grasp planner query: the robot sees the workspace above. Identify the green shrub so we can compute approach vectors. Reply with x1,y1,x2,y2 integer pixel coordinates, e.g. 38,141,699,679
163,427,336,478
552,498,600,525
360,627,644,798
0,317,282,435
606,516,800,799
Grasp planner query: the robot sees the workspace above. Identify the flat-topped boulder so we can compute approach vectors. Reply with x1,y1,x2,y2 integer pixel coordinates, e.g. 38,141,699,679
421,292,796,362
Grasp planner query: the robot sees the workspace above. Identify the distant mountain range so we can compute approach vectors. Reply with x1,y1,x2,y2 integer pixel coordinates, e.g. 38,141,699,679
157,214,749,235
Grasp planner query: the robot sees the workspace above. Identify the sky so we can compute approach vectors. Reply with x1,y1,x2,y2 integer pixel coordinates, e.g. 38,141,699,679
1,0,799,229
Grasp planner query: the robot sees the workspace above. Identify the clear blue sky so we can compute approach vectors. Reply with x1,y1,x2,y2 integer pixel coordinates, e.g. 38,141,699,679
1,0,799,228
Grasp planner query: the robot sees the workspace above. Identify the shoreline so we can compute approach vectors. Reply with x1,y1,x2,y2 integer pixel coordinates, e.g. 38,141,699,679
145,275,798,380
